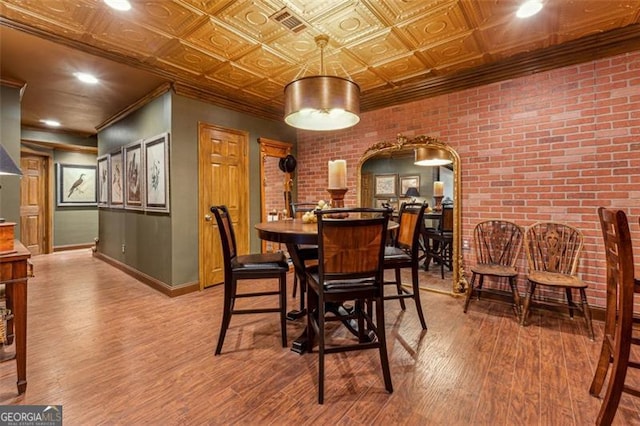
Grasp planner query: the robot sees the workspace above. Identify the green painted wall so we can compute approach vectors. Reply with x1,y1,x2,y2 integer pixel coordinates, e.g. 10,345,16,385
53,150,99,246
97,90,297,287
0,85,22,231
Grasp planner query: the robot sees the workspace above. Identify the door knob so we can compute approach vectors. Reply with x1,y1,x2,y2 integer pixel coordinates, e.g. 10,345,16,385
205,214,212,221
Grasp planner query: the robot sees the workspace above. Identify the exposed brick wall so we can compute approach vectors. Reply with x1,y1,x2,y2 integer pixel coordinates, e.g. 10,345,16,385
295,50,640,309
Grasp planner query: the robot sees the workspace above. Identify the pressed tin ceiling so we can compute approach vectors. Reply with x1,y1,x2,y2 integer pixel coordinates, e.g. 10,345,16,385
1,0,640,136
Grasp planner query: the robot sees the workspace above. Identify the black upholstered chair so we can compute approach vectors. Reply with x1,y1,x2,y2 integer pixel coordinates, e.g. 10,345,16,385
423,206,454,279
210,205,289,355
383,201,428,329
306,207,393,404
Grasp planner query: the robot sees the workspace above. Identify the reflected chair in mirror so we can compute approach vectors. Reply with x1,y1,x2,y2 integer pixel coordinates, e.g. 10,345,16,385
423,206,454,279
210,205,289,355
589,208,640,425
306,208,393,404
288,202,319,317
520,221,594,340
463,220,524,318
383,201,428,330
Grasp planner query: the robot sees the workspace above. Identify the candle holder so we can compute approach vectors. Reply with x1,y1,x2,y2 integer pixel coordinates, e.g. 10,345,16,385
433,195,444,211
326,188,349,218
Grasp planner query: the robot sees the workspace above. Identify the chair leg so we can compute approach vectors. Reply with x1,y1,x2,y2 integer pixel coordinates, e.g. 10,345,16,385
590,338,613,397
579,288,595,341
292,274,298,298
394,268,407,311
566,288,575,319
411,264,427,330
463,273,477,313
596,342,633,426
317,293,326,404
279,272,288,347
215,279,235,355
520,281,536,327
508,276,522,320
375,296,393,394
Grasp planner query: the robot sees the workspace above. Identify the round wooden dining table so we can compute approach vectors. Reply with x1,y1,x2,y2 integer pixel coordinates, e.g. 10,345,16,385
255,218,398,354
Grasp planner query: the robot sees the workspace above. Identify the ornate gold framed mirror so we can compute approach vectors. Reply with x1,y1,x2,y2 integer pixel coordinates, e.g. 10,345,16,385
258,137,293,253
357,134,466,295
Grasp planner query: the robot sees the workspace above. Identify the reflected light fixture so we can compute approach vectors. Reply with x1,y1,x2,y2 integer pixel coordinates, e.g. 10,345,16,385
414,146,453,166
284,35,360,131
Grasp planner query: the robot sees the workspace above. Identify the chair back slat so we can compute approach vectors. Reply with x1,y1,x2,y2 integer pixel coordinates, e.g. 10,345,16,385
291,202,317,219
474,220,523,267
525,221,583,275
210,205,237,269
440,207,454,232
396,202,428,251
317,208,390,282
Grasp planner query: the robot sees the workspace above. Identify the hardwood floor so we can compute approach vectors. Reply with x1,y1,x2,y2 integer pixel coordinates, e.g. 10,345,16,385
0,249,638,425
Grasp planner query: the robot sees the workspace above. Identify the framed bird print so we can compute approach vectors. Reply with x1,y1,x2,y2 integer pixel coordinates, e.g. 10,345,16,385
124,140,144,210
97,155,109,207
56,163,97,207
143,132,170,213
109,149,124,208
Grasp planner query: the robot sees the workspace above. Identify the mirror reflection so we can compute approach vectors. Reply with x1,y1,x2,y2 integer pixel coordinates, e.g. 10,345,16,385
357,135,465,295
258,137,293,253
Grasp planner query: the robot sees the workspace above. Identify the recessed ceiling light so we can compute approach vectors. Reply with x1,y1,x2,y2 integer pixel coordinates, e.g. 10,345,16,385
517,0,543,18
104,0,131,11
40,119,61,127
74,72,99,84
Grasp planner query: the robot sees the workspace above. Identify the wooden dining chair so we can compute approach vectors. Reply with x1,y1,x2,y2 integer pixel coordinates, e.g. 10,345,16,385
520,221,594,340
210,205,289,355
463,220,524,318
383,201,428,329
423,206,454,279
589,208,640,425
306,207,393,404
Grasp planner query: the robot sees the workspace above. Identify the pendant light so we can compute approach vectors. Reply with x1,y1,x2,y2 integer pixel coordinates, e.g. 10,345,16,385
284,35,360,131
414,146,452,166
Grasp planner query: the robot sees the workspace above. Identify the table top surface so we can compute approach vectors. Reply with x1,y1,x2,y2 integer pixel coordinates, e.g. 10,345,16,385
255,218,398,245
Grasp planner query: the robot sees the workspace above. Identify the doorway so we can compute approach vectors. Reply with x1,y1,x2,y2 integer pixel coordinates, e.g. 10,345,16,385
19,151,52,255
197,123,249,289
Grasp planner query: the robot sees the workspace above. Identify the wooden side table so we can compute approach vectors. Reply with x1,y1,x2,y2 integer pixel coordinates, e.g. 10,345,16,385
0,240,31,394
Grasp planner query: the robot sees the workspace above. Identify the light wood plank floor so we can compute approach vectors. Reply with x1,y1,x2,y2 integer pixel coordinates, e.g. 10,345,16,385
0,249,638,425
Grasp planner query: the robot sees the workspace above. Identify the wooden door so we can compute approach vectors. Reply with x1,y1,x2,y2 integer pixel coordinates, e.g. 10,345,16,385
361,172,374,207
20,154,49,254
198,123,249,289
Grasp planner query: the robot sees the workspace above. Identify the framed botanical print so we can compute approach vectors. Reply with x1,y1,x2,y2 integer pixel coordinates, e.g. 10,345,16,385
374,174,397,197
144,132,170,213
400,175,420,196
124,140,144,210
97,155,109,207
109,149,124,208
56,163,97,206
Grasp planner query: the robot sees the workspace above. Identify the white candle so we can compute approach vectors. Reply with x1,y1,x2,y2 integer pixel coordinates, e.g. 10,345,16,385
433,181,444,197
328,159,347,188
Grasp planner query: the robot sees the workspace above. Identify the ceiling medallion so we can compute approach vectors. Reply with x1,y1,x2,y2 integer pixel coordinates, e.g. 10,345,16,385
284,35,360,131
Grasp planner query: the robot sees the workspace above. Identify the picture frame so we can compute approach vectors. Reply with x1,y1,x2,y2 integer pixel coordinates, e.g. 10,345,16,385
124,140,144,210
97,155,110,207
144,132,170,213
109,149,124,208
56,163,97,207
400,175,420,197
374,174,397,197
